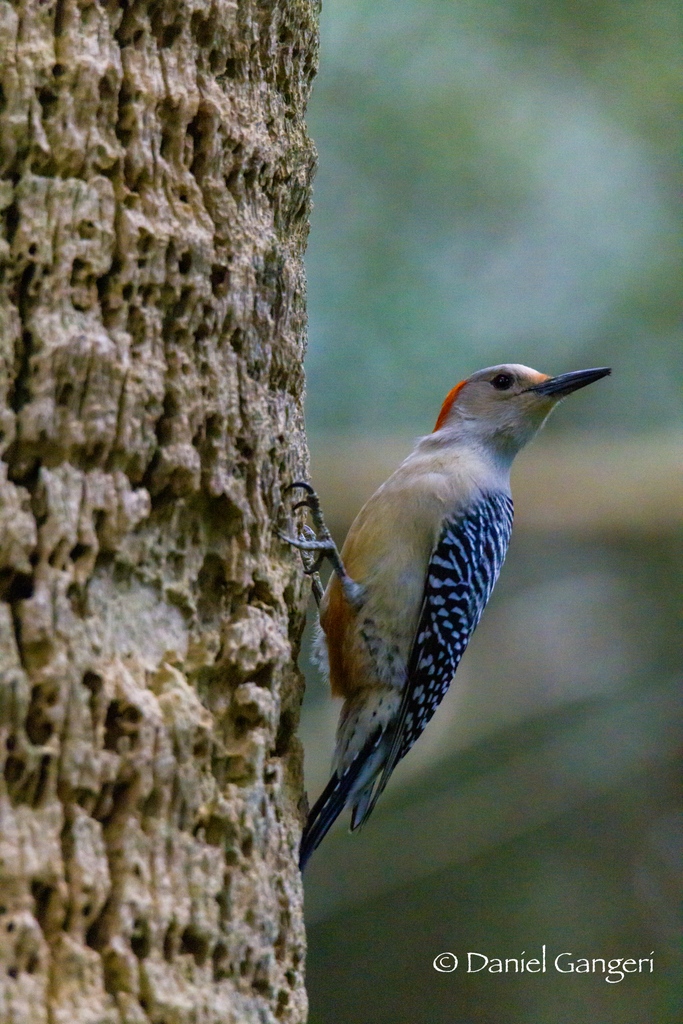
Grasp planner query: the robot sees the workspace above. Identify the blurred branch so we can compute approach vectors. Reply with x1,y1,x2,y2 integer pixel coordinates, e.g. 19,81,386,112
310,432,683,535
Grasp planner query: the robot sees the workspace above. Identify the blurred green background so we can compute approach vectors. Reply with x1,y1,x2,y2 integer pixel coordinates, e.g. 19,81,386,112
298,0,682,1021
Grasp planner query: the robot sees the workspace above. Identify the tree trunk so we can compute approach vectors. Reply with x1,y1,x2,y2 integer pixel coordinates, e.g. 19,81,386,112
0,0,317,1020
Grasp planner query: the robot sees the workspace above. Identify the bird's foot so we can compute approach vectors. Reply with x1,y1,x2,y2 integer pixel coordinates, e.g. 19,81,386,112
295,525,325,606
280,481,366,610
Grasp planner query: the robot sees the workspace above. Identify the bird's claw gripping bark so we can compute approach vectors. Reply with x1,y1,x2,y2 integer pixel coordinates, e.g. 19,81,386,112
280,481,366,610
295,525,325,606
297,525,326,576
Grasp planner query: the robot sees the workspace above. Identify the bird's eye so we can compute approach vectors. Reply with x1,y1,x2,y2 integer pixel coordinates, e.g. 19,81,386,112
491,373,514,391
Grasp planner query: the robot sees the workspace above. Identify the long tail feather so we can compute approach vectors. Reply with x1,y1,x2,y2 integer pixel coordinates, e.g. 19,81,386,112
299,773,351,870
299,727,383,870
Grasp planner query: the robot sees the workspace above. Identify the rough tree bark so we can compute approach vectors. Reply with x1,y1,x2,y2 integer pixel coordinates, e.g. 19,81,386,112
0,0,318,1020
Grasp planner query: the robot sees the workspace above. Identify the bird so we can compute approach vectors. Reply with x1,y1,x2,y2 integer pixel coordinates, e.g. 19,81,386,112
280,363,611,869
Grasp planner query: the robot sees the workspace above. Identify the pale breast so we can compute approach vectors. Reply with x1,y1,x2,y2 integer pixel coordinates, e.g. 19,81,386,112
320,440,507,698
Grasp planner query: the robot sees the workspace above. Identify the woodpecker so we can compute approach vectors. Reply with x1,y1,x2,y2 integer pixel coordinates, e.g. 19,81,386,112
282,363,610,869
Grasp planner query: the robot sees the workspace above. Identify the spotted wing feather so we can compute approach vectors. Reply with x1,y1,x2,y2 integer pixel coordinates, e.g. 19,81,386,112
373,491,514,805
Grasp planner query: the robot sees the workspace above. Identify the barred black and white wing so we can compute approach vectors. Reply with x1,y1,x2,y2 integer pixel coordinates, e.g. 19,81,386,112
372,491,514,807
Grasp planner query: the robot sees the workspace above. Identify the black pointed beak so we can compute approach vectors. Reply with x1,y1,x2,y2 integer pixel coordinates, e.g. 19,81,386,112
529,366,611,398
